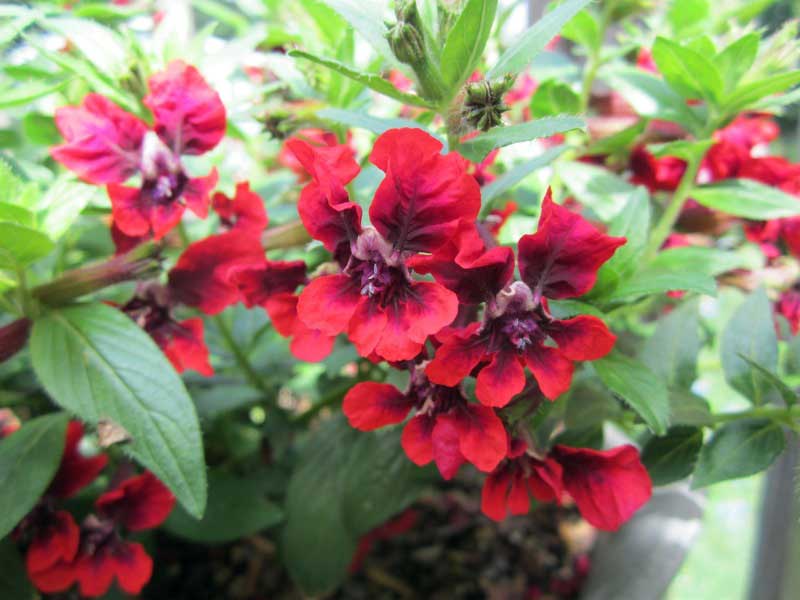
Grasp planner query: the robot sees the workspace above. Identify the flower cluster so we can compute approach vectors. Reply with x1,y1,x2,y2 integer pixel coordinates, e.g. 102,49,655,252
12,421,174,597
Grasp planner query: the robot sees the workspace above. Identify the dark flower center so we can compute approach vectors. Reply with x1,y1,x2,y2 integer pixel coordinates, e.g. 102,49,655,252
351,259,403,302
500,313,541,351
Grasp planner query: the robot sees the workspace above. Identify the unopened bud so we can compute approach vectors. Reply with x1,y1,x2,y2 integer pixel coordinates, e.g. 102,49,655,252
386,20,426,65
0,318,31,363
462,75,515,132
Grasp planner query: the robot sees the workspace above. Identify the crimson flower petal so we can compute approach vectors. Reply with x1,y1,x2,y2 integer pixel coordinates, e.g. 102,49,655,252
263,293,335,362
108,184,151,238
524,344,574,401
481,467,514,521
228,260,307,308
182,168,218,219
297,274,361,335
430,416,465,480
348,298,390,358
552,444,652,531
451,404,508,473
545,315,616,361
475,350,526,407
343,382,414,431
144,60,226,155
527,457,564,503
401,414,435,466
518,189,626,299
212,181,269,233
425,323,487,387
77,540,153,598
51,93,146,184
48,421,108,499
369,128,481,253
26,511,79,574
96,471,175,531
28,558,78,594
158,317,213,376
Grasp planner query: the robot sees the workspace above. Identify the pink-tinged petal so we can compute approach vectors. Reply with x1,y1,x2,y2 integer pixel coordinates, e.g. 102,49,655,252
182,168,218,219
343,382,414,431
425,323,487,387
96,471,175,531
51,93,146,184
430,416,465,480
279,129,352,182
168,232,265,315
782,217,800,259
527,457,564,503
475,350,526,408
28,559,77,594
108,184,150,238
518,189,626,299
401,414,435,466
297,274,361,335
159,318,213,376
228,260,307,308
409,222,515,304
144,60,226,155
546,315,617,361
212,181,268,233
553,444,652,531
48,421,108,499
349,298,390,358
524,344,574,401
286,136,360,185
451,404,508,473
369,128,481,253
111,542,153,595
481,467,513,521
149,198,186,240
26,511,79,574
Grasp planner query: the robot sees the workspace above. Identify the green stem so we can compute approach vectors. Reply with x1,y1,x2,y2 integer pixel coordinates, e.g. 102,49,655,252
214,314,270,397
709,405,800,427
644,153,703,259
578,1,615,113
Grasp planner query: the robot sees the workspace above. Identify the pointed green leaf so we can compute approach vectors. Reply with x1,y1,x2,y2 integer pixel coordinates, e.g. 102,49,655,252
440,0,498,90
738,355,797,406
692,179,800,219
640,300,701,390
651,36,723,103
0,222,54,269
459,116,584,162
716,33,759,92
642,426,704,486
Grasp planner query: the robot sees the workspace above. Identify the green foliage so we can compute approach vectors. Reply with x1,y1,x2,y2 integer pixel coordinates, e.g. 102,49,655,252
641,300,701,391
642,426,704,486
459,116,584,162
440,0,498,92
692,180,800,220
30,304,208,518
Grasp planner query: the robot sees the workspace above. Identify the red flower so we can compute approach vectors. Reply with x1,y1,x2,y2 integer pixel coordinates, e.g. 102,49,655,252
48,421,108,500
168,231,265,315
25,510,80,594
263,293,336,362
278,128,354,182
74,528,153,598
0,408,20,438
636,48,658,73
122,285,213,376
52,60,226,240
349,509,418,573
629,145,687,192
294,129,479,362
715,113,779,150
486,201,518,237
343,365,508,478
426,191,622,405
551,444,652,531
777,289,800,335
95,471,175,532
481,442,652,531
212,181,269,234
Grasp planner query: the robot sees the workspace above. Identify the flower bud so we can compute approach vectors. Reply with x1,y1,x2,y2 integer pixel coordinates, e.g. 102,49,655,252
387,21,426,65
462,74,515,132
0,318,31,363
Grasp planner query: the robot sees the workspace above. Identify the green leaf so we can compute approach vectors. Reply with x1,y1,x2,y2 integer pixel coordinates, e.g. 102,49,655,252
602,67,702,132
692,419,785,488
317,107,429,135
481,144,567,208
642,426,704,486
738,355,797,407
487,0,593,79
651,37,723,103
282,417,431,595
37,178,96,241
0,538,35,600
648,139,713,162
165,469,283,544
564,380,622,430
43,17,129,78
0,413,68,539
0,80,69,109
605,266,716,302
30,304,207,518
0,202,35,227
667,0,709,38
21,112,60,146
640,300,701,391
319,0,399,66
722,71,800,115
556,160,640,222
289,50,435,108
593,351,671,435
716,33,759,92
529,79,580,117
669,390,712,427
0,222,54,269
458,116,584,162
650,245,759,276
692,179,800,220
440,0,498,91
560,9,601,52
720,287,778,402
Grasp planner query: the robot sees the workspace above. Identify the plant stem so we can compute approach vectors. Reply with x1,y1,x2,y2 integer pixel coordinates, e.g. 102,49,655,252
577,1,615,113
214,314,270,397
644,153,703,259
709,404,800,427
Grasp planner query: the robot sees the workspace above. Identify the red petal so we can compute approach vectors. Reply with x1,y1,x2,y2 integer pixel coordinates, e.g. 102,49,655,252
508,470,532,515
108,184,150,238
76,552,116,598
96,471,176,531
48,421,108,499
553,444,653,531
286,136,360,185
212,181,269,233
430,416,465,480
289,322,336,362
144,60,225,155
425,323,487,387
28,558,77,594
452,404,508,473
475,350,526,407
401,415,435,466
343,382,413,430
51,93,146,184
112,542,153,595
168,231,265,315
518,189,626,299
369,128,481,253
160,318,213,376
149,198,187,240
524,344,574,400
297,274,361,335
228,260,307,308
527,457,564,503
182,168,218,219
26,511,79,574
348,298,389,358
481,467,513,521
545,315,616,361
